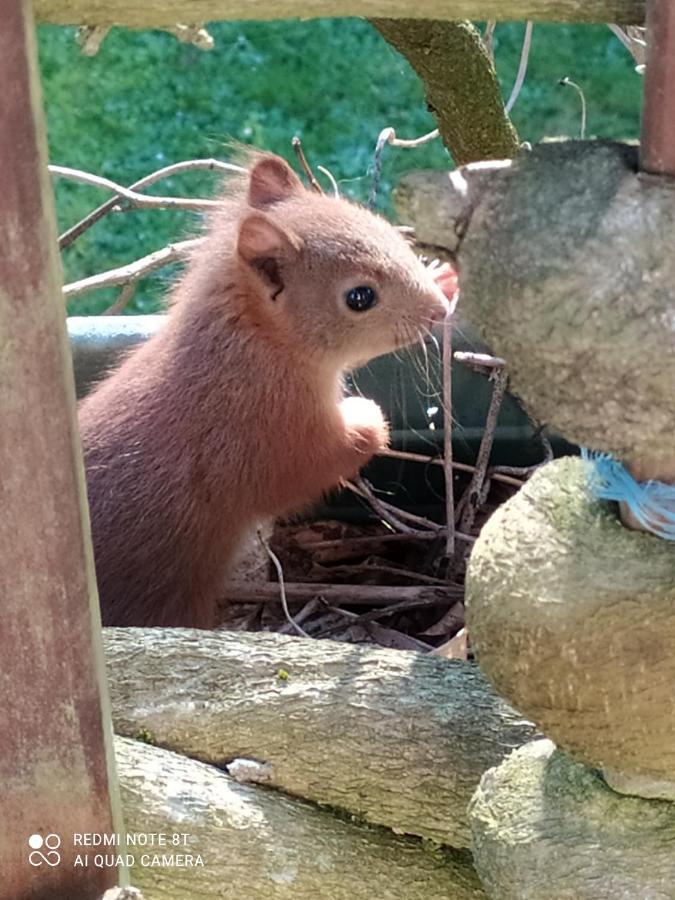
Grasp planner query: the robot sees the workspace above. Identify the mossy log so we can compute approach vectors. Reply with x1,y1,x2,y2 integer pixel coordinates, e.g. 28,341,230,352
370,20,519,165
395,141,675,468
33,1,644,27
104,628,537,849
466,456,675,798
115,736,487,900
469,739,675,900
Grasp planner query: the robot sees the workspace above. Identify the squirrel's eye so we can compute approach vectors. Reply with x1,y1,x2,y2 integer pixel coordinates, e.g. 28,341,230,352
345,285,378,312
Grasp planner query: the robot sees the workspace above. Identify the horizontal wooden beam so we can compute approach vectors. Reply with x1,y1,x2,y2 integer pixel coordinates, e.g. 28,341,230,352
34,0,644,27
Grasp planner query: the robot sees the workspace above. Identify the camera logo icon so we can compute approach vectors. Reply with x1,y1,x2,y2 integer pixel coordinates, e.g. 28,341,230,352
28,833,61,867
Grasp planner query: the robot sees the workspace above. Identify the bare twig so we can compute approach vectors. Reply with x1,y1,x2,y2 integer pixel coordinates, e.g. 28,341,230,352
296,531,475,567
317,165,340,197
483,20,496,63
58,158,244,250
63,238,200,299
454,351,507,369
443,313,455,556
346,477,419,534
313,594,460,639
368,125,440,210
458,365,509,533
505,21,534,113
308,560,449,586
49,165,219,213
292,136,323,193
258,530,311,638
559,77,587,139
369,127,394,210
221,581,459,608
103,282,137,315
377,447,525,488
608,23,647,69
388,129,440,148
489,431,554,479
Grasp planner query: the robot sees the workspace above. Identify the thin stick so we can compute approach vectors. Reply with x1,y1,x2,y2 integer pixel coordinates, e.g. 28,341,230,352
292,137,323,193
443,313,455,556
309,561,449,586
458,366,509,534
58,158,244,250
221,581,460,607
483,20,496,63
296,532,476,566
454,351,507,369
49,165,219,213
313,595,459,639
368,125,440,211
346,477,444,534
505,21,533,114
369,127,395,210
489,431,553,478
389,129,440,148
257,530,311,638
377,447,525,488
346,477,417,534
317,165,340,197
559,77,587,140
608,23,647,68
63,238,200,299
103,282,136,315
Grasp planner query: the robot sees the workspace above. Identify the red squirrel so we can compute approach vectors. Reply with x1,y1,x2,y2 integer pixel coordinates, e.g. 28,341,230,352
79,153,456,628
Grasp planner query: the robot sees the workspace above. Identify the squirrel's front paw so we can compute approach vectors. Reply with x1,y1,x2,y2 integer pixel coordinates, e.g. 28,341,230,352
340,396,389,458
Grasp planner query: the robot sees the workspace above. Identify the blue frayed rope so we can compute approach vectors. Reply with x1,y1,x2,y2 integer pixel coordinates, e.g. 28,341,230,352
582,449,675,541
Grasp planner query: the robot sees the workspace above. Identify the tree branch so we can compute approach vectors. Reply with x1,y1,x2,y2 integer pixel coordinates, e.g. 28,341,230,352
34,0,645,28
63,239,200,299
370,19,520,165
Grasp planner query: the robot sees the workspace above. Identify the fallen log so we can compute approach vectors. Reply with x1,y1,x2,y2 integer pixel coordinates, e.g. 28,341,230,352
105,629,537,849
116,736,487,899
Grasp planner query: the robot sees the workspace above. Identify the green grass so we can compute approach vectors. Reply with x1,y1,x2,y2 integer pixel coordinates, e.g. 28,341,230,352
38,19,642,315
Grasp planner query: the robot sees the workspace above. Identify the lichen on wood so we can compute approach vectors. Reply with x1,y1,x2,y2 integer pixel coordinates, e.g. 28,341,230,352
104,628,537,849
466,456,675,794
116,736,487,899
470,739,675,899
371,20,519,165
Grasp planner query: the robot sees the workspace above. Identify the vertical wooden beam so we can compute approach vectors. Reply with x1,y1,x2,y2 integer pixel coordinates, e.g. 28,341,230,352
640,0,675,174
0,1,123,897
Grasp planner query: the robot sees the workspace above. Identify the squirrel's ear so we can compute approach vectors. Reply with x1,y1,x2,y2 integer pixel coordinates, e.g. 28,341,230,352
237,213,299,295
248,155,303,207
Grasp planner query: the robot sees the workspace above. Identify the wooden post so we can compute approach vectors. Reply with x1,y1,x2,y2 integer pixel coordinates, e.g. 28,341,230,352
640,0,675,175
0,1,123,897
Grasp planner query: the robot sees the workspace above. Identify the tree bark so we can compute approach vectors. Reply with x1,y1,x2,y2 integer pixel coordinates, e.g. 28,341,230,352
394,141,675,466
104,629,537,849
470,739,675,900
466,456,675,798
33,0,644,27
371,20,519,165
116,736,487,899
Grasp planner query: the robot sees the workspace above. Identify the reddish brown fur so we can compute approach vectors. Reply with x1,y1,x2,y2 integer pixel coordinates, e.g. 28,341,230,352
79,153,451,628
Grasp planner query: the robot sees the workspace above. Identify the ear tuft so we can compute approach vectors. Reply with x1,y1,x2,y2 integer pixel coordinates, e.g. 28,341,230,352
248,155,304,207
